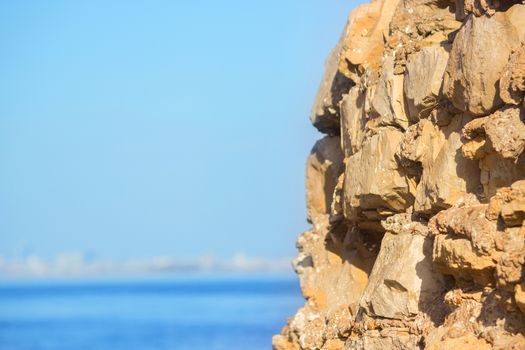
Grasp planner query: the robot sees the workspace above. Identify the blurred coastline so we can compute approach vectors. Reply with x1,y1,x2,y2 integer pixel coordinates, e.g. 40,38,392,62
0,253,295,280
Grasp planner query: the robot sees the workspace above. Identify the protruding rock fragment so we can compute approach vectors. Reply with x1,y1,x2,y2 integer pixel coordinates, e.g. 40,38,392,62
369,54,409,130
404,45,449,121
388,0,460,74
501,180,525,227
461,107,525,198
306,136,344,222
501,42,525,106
484,107,525,160
443,12,521,116
454,0,524,19
288,307,326,350
479,153,525,199
338,0,400,78
515,281,525,314
311,41,354,134
430,204,499,286
411,115,480,214
344,128,414,222
340,86,366,157
462,107,525,161
272,333,300,350
360,222,445,319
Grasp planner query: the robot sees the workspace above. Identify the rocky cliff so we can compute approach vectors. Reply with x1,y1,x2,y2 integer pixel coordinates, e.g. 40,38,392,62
273,0,525,349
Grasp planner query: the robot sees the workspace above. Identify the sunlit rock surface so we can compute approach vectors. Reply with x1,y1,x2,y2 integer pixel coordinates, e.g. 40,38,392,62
274,0,525,348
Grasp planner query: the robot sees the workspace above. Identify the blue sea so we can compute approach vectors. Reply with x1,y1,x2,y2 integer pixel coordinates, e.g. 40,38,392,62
0,275,303,350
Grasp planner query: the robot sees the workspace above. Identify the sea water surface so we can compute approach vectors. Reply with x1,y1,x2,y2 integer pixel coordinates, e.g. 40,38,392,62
0,274,303,350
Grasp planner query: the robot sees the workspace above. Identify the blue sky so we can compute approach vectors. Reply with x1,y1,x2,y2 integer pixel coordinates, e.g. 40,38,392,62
0,1,358,261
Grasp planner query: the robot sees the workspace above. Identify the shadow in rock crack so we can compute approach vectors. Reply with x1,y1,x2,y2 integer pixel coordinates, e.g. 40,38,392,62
323,220,383,315
477,289,525,335
325,221,382,277
415,235,454,325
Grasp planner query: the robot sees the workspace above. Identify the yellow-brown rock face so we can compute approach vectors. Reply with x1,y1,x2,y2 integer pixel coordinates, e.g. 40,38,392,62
274,0,525,348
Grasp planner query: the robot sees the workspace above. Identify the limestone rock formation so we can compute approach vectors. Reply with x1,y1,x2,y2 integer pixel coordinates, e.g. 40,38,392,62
274,0,525,348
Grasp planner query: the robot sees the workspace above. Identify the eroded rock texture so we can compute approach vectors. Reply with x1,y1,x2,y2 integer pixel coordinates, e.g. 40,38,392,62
274,0,525,348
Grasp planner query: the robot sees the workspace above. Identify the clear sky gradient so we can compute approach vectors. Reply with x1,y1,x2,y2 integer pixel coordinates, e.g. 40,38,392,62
0,1,359,261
